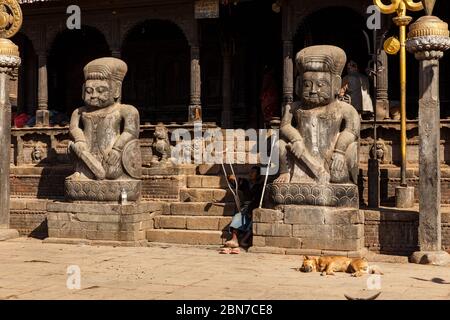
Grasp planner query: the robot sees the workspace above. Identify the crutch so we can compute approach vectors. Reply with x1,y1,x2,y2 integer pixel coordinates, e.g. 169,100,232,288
259,135,277,209
219,148,242,213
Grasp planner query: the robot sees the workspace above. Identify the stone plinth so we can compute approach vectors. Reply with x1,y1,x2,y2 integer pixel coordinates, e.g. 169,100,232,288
0,229,19,241
395,186,415,208
46,202,162,245
251,206,365,256
267,183,359,208
65,179,141,202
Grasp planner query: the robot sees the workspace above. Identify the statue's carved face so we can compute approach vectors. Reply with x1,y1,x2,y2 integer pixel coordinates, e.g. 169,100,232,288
84,80,116,108
154,126,168,140
301,71,333,108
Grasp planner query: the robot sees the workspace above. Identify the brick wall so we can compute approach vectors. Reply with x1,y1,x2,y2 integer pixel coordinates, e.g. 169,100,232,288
364,209,450,255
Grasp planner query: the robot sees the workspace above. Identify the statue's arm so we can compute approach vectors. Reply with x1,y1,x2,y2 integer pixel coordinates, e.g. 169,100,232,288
280,103,302,142
335,103,360,154
69,108,86,143
112,105,140,152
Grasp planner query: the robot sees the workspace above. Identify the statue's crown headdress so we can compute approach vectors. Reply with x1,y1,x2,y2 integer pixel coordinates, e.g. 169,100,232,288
296,45,347,76
84,57,128,83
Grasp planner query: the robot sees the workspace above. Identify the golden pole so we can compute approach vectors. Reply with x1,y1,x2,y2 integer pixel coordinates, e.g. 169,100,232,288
374,0,423,186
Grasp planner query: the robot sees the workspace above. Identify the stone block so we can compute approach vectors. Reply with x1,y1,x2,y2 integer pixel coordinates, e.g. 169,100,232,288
293,225,332,239
155,216,186,229
186,217,219,230
97,223,120,232
26,200,47,211
120,231,146,241
146,229,224,245
218,217,232,230
301,238,364,251
186,176,202,188
252,236,266,247
284,206,325,225
10,199,27,210
86,230,120,241
285,248,322,256
253,208,284,223
170,202,235,216
323,209,364,225
248,246,286,254
265,236,302,248
255,223,292,237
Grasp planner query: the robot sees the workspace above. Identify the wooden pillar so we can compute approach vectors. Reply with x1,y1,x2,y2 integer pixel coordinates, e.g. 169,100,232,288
282,40,294,106
221,44,232,128
189,45,202,122
36,53,49,127
376,47,389,120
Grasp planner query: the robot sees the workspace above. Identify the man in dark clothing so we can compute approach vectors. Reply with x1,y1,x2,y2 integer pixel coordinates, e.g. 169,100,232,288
224,166,263,249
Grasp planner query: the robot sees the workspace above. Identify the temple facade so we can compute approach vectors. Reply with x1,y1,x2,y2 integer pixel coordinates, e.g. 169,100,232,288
8,0,450,254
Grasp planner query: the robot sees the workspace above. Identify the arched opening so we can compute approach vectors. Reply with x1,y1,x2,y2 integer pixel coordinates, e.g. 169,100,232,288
47,26,111,116
294,7,371,100
11,33,37,116
121,20,190,123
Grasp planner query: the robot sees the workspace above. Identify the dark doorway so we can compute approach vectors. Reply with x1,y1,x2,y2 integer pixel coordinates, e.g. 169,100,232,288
12,33,37,116
122,20,190,124
47,26,111,117
294,7,371,100
199,0,282,129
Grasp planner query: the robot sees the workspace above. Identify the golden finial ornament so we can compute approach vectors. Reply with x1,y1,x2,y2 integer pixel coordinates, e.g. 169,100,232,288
0,0,22,58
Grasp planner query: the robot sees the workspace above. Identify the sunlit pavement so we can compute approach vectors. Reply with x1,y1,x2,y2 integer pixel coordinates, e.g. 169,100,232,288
0,237,448,300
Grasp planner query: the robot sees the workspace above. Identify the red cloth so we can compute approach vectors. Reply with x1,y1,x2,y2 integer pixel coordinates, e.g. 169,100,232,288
14,113,30,128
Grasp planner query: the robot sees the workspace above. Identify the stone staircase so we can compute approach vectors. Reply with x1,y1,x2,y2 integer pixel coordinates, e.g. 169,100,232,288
146,174,238,245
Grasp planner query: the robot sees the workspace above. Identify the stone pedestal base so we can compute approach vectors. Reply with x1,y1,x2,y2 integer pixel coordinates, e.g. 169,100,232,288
395,186,415,208
0,229,19,241
410,251,450,266
35,109,49,127
252,206,364,255
46,202,161,244
267,183,359,208
65,179,141,202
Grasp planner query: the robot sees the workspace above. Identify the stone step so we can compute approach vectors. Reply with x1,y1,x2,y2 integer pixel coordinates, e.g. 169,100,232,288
180,188,236,203
154,216,232,231
186,175,229,189
168,202,236,216
146,229,227,245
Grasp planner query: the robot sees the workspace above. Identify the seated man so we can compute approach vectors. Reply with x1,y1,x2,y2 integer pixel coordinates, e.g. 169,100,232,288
224,166,263,250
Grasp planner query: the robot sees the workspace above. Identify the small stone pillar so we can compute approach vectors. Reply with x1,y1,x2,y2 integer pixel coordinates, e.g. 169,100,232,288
188,46,202,123
36,53,49,127
0,0,22,241
376,48,389,120
406,7,450,265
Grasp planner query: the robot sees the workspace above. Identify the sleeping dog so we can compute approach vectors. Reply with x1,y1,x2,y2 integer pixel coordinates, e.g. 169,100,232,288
300,256,383,277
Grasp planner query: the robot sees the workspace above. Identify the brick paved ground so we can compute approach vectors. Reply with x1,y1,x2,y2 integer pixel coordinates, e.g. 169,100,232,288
0,237,448,300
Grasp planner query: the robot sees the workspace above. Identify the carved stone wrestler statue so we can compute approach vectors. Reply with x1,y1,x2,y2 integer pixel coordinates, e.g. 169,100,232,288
65,57,142,202
269,45,360,207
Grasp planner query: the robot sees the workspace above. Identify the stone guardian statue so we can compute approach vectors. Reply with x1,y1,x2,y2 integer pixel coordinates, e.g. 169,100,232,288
275,45,360,186
66,57,142,201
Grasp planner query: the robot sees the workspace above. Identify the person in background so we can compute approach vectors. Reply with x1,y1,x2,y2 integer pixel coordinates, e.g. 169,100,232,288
340,60,374,120
222,166,263,252
260,67,280,128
